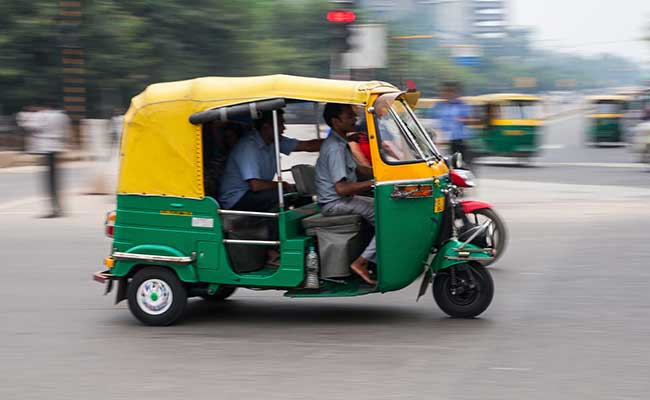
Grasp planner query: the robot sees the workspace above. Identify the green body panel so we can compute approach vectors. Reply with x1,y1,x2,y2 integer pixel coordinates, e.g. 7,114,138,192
375,179,444,293
111,194,317,288
475,125,539,156
284,278,377,298
431,240,493,272
588,118,623,142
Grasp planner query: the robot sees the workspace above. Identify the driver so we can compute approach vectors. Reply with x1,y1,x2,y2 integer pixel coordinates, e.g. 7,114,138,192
315,103,377,285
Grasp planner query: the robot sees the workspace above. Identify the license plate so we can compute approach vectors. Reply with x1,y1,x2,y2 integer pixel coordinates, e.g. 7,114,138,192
434,197,445,213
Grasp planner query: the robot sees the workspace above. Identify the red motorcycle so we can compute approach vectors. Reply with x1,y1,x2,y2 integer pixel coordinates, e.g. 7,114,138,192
446,162,507,267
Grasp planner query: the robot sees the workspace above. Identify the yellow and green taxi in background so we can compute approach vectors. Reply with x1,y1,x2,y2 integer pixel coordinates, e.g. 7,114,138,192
472,93,544,159
94,75,496,325
584,95,631,145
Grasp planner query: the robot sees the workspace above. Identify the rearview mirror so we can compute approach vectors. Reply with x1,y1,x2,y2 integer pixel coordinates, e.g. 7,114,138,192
449,152,464,169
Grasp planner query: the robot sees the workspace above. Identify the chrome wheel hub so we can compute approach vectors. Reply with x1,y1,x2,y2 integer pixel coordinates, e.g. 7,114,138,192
136,279,173,315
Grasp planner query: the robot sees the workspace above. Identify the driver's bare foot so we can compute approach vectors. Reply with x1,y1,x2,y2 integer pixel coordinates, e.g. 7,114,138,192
351,257,377,285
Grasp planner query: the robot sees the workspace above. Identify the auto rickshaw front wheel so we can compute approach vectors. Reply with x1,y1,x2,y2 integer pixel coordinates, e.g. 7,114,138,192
433,263,493,318
127,267,187,326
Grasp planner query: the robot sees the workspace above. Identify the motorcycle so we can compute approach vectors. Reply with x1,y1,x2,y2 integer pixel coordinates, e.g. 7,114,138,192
446,155,507,266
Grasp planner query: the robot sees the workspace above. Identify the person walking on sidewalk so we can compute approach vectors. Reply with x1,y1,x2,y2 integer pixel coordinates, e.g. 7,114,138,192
17,103,70,218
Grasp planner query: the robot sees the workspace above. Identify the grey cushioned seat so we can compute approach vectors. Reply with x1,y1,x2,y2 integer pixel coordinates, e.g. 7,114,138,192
301,212,362,230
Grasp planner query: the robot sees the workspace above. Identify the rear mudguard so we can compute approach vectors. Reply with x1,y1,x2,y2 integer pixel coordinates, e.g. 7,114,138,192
431,239,493,273
460,200,492,214
109,244,199,283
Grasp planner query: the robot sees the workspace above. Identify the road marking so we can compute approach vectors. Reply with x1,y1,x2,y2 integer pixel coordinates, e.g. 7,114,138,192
0,197,44,211
520,272,545,276
476,160,647,169
489,367,531,372
539,144,565,150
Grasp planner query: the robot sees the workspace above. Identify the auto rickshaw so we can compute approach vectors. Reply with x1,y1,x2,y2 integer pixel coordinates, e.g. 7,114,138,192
584,95,631,144
472,93,544,160
94,75,496,326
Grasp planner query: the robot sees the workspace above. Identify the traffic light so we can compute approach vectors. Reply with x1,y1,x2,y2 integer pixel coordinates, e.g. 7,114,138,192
327,4,356,53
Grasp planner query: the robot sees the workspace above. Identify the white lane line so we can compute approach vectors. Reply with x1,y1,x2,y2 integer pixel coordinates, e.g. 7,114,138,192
476,160,647,169
519,272,545,276
0,197,44,211
489,367,531,372
542,162,646,169
539,144,565,150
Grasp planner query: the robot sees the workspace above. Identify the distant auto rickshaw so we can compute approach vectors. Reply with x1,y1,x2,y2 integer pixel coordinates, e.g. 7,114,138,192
472,93,544,160
93,75,499,325
584,95,631,145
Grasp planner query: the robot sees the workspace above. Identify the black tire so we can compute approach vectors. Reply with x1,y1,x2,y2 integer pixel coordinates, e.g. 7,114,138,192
200,286,237,302
464,208,507,266
433,263,494,318
127,267,187,326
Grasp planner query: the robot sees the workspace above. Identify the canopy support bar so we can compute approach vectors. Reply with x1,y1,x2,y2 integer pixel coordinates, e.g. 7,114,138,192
273,110,285,210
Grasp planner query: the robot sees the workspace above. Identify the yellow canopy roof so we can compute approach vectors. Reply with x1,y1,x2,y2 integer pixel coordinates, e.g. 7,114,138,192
118,75,399,198
476,93,541,102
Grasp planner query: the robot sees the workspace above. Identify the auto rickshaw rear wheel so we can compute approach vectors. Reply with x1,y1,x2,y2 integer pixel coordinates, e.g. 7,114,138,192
127,267,187,326
433,263,493,318
200,286,237,302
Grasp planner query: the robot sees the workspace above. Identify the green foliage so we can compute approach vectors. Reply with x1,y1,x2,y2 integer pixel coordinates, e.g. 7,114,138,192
0,1,644,115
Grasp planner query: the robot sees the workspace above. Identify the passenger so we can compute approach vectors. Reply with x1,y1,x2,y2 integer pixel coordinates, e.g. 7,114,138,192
347,105,372,167
204,121,243,198
315,103,377,285
217,109,322,212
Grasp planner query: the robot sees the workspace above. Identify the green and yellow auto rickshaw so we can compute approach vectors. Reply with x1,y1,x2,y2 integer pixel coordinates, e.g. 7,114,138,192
94,75,496,326
470,93,543,160
584,95,631,145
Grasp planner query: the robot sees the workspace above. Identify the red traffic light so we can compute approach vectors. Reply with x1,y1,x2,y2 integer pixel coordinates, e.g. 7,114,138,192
327,10,356,23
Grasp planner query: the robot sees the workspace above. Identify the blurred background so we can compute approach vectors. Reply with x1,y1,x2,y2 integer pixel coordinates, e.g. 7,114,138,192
3,2,650,399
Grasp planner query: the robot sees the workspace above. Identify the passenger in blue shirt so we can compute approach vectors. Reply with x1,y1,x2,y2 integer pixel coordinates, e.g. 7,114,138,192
430,82,475,165
217,109,322,211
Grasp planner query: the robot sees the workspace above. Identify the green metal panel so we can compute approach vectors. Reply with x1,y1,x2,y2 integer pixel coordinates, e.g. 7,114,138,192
375,179,444,292
483,125,538,156
589,118,623,142
430,239,493,272
111,194,312,288
284,278,377,298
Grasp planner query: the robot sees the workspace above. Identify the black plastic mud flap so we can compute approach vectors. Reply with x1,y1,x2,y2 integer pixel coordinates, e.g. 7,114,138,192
115,280,127,304
416,270,432,302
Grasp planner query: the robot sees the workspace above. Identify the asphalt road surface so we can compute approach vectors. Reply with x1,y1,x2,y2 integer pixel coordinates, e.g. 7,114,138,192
1,111,649,399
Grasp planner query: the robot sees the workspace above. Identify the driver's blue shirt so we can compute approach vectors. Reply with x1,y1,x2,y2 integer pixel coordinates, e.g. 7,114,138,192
217,131,298,209
430,99,471,141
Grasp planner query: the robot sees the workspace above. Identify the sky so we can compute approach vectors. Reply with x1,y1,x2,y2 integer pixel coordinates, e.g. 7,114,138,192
509,0,650,66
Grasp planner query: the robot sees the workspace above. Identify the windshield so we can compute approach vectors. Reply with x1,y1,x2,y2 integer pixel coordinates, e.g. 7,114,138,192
374,96,440,164
497,101,542,119
593,101,623,114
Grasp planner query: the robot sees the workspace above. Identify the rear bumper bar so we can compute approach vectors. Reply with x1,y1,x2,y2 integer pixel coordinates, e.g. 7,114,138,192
93,270,118,284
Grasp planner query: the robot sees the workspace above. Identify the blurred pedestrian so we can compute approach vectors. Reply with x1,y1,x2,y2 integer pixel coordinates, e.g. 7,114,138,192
110,108,124,155
17,103,70,218
430,82,475,167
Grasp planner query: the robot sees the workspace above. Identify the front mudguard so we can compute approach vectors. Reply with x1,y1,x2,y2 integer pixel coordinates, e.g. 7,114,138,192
431,239,494,273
